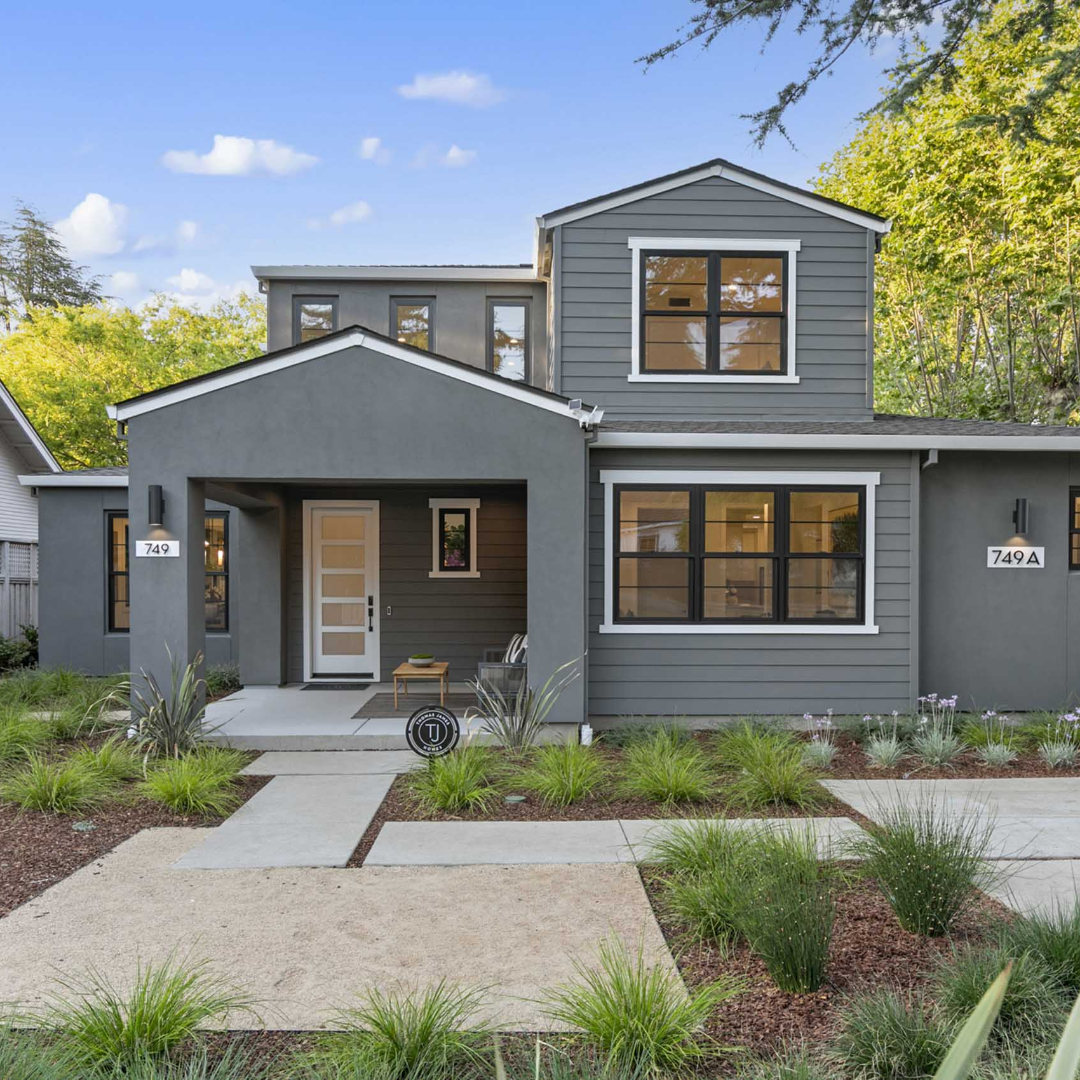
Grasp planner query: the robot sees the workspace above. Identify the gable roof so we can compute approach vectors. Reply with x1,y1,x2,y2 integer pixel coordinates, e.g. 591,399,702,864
105,324,595,424
0,379,60,474
537,157,891,235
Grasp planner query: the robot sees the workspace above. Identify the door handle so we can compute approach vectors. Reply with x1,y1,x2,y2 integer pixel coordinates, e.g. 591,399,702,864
367,595,374,632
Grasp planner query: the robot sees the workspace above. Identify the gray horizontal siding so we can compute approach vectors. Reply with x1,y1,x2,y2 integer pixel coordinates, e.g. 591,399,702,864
586,448,914,717
285,486,526,683
555,175,874,421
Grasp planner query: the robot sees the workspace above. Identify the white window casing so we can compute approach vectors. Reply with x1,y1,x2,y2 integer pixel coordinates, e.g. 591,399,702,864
599,469,880,635
627,237,801,385
429,498,481,579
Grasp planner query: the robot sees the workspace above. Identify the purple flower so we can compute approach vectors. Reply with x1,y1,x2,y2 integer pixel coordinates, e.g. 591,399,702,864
804,712,814,722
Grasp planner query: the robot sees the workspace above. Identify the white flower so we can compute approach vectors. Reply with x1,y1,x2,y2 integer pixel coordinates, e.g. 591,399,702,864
126,726,137,739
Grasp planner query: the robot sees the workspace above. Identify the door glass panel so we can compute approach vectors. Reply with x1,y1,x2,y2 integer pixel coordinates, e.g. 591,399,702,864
322,573,365,597
322,515,365,540
704,491,775,552
789,492,861,553
703,558,773,619
617,558,690,619
322,602,365,627
619,490,690,552
322,544,365,569
322,631,365,655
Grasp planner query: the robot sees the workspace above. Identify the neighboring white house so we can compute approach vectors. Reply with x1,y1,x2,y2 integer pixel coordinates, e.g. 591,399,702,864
0,381,60,636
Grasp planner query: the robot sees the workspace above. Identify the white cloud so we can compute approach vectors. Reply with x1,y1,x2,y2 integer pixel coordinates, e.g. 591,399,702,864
166,268,215,292
110,271,139,293
308,200,373,230
441,144,477,168
359,136,391,165
156,270,255,311
397,71,506,107
177,220,199,243
55,193,128,257
162,135,318,176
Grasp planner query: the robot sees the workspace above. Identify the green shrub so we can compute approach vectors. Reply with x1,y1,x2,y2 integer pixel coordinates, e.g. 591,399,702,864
540,934,740,1075
46,705,95,742
718,723,823,810
0,625,38,673
616,728,714,805
70,734,143,783
736,1047,832,1080
96,1045,266,1079
29,956,258,1065
0,667,95,709
831,988,949,1080
0,707,51,762
324,980,493,1079
714,720,793,767
646,816,747,877
0,1029,81,1080
735,829,835,993
865,735,906,769
0,754,113,813
997,902,1080,995
600,718,692,749
407,743,500,814
932,943,1068,1048
518,741,606,806
204,661,241,700
845,797,999,935
139,752,243,816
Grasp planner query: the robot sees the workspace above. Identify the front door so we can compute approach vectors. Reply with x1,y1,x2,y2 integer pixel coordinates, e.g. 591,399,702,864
306,502,380,679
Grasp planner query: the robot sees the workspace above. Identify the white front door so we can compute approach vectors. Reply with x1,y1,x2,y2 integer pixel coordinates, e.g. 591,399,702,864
306,502,380,679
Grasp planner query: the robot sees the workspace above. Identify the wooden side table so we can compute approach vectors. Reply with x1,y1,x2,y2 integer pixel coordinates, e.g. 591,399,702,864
393,661,449,708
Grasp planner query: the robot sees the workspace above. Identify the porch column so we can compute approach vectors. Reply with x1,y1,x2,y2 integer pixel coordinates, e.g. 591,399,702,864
238,499,286,686
128,473,206,701
526,462,588,727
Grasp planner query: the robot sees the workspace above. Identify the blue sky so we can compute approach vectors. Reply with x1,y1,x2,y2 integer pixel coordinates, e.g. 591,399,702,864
2,0,896,309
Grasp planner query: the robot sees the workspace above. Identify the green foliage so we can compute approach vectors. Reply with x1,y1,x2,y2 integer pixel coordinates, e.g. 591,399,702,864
0,295,265,468
736,1048,832,1080
0,668,123,712
0,626,38,673
832,988,949,1080
70,734,143,783
845,797,999,935
92,1045,267,1079
540,934,740,1075
0,1029,81,1080
47,705,94,742
518,741,607,806
322,980,493,1079
816,0,1080,424
407,743,500,814
616,727,714,805
0,707,51,762
997,903,1080,996
204,661,241,700
0,753,113,813
29,956,257,1065
600,719,692,749
139,749,245,816
717,723,822,810
866,735,907,770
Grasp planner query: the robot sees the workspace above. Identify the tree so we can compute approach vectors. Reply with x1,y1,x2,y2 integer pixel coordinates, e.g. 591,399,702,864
0,203,103,332
640,0,1080,147
814,0,1080,422
0,295,266,468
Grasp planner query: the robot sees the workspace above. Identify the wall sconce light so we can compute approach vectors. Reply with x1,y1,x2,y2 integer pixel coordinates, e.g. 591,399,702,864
1012,497,1029,536
148,484,165,528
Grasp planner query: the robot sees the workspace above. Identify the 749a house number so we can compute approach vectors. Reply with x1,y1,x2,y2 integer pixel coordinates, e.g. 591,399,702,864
986,546,1044,568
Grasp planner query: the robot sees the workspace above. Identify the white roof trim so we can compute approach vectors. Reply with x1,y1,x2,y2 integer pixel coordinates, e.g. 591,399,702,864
538,162,891,235
19,473,128,487
251,265,539,283
107,329,584,423
593,432,1080,451
0,382,60,473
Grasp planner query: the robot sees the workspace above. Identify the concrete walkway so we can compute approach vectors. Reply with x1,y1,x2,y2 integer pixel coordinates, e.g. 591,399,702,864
365,817,865,866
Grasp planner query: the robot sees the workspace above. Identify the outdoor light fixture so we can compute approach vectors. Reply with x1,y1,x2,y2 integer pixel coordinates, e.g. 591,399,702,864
1013,497,1029,536
148,484,165,528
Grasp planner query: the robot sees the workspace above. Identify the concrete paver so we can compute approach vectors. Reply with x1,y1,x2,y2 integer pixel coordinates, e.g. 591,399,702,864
241,751,418,776
991,860,1080,915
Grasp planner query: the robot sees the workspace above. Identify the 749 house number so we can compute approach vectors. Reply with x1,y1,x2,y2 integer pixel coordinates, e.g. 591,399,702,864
987,545,1044,568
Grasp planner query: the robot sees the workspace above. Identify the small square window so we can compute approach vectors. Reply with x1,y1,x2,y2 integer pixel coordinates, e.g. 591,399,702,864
392,297,435,351
429,499,480,578
292,296,338,345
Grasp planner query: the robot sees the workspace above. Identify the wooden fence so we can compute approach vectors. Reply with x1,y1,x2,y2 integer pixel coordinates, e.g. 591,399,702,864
0,541,38,639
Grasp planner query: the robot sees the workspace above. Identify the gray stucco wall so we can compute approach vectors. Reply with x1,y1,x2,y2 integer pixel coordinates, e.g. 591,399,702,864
125,342,588,723
282,486,526,683
37,488,238,676
555,175,875,421
587,448,915,717
921,451,1080,710
265,279,549,389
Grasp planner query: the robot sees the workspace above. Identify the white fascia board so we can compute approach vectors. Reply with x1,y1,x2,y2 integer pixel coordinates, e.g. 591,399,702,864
538,162,891,234
592,432,1080,451
251,265,539,282
108,330,582,423
628,237,802,252
0,383,60,473
19,474,128,487
599,468,880,486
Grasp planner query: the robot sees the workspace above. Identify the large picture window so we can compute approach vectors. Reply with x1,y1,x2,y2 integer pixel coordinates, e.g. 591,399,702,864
640,250,787,376
614,485,864,625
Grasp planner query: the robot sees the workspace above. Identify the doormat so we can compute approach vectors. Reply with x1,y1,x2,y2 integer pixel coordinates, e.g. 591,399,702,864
354,692,478,719
301,682,371,691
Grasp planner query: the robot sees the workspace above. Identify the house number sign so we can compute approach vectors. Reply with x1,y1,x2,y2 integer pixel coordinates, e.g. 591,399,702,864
987,546,1044,568
135,540,181,558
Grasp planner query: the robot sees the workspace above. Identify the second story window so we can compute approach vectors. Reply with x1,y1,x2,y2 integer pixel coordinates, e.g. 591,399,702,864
487,299,529,382
641,250,787,376
293,296,338,345
392,297,435,352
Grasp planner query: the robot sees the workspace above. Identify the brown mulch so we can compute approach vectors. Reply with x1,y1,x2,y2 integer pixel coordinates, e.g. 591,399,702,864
0,773,269,918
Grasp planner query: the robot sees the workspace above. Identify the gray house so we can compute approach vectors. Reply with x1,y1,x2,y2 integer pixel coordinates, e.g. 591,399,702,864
21,158,1080,726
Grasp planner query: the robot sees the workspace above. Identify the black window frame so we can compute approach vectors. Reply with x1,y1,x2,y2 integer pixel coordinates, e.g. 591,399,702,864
486,297,531,383
106,511,130,633
613,484,864,626
205,514,229,634
391,296,436,352
292,295,338,346
1070,488,1080,571
437,507,472,573
638,249,789,377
